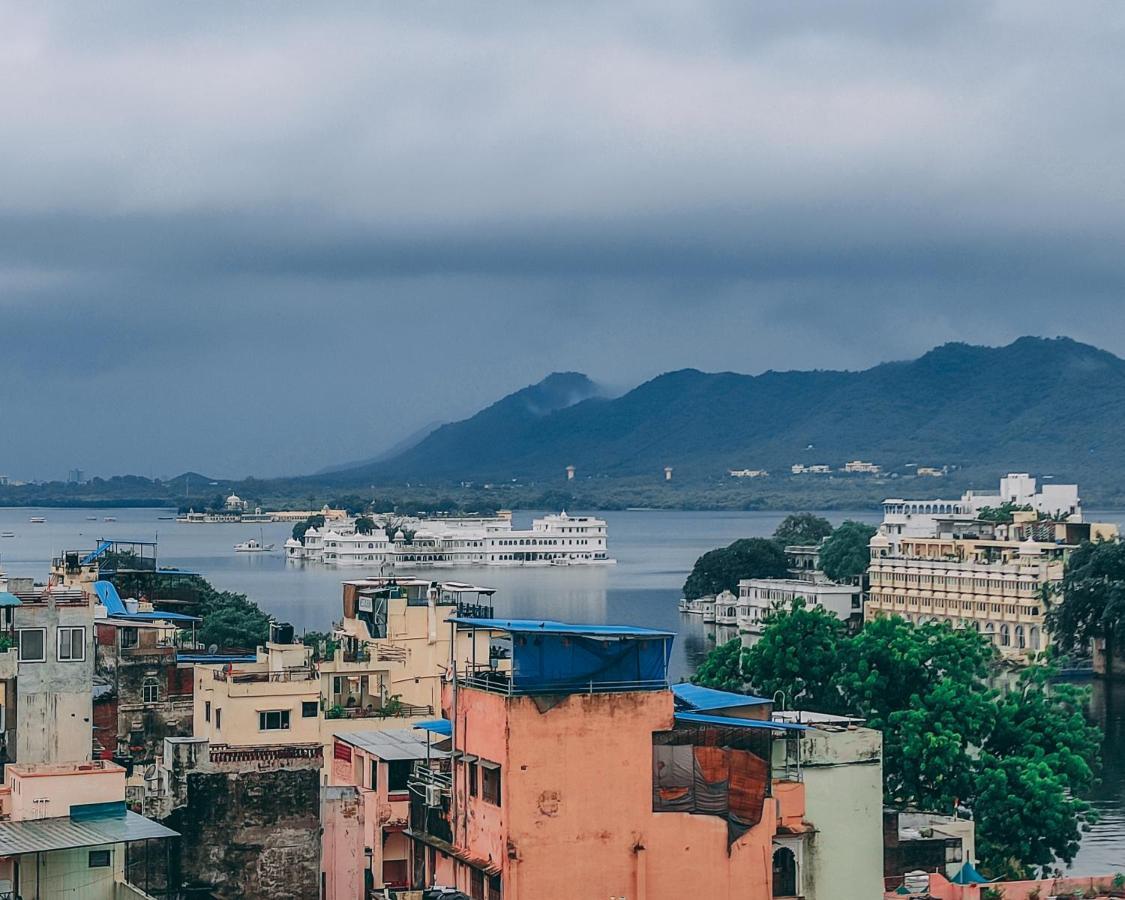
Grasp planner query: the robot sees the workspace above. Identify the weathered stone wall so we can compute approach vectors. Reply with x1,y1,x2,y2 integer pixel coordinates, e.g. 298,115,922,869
165,766,321,900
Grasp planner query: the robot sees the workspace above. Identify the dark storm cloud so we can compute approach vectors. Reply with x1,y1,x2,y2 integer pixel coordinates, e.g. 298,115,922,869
3,1,1125,478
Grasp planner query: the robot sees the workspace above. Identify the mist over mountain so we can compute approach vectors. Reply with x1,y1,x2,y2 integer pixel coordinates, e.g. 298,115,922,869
324,337,1125,489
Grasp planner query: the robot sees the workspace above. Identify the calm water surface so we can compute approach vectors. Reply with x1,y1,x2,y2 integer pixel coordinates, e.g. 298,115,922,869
3,504,1125,874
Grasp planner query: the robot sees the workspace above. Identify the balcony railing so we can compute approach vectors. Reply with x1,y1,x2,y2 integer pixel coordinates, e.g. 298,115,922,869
458,671,667,696
212,668,316,683
325,703,433,720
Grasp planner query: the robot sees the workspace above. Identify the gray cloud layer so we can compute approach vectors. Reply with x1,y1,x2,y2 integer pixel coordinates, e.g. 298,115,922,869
3,2,1125,478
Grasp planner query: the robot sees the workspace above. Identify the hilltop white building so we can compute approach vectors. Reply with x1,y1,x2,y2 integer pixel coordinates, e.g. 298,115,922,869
286,511,614,568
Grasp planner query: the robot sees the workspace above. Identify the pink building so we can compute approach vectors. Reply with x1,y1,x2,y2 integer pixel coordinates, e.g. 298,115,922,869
325,617,811,900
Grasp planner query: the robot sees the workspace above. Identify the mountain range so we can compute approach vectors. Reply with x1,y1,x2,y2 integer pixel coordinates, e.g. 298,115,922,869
321,337,1125,490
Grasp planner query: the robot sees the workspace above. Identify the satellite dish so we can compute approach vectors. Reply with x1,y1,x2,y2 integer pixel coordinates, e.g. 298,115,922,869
208,644,219,655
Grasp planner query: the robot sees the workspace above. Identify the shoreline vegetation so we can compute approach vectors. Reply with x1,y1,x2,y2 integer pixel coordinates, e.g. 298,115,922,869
8,473,1125,512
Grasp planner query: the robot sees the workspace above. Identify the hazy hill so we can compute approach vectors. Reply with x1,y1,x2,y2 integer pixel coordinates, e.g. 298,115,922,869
327,337,1125,489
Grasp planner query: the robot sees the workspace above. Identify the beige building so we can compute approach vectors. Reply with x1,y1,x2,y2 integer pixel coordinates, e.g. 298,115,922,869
193,579,495,757
865,512,1119,657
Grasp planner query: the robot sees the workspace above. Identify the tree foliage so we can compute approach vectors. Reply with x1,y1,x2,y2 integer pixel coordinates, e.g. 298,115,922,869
292,513,326,544
682,537,789,599
354,516,376,535
818,520,877,582
690,637,745,693
1047,539,1125,659
772,513,832,547
696,610,1100,877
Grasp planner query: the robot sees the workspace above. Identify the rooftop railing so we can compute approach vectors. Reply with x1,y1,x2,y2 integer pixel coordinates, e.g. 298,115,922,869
324,702,433,720
457,671,668,696
212,668,316,684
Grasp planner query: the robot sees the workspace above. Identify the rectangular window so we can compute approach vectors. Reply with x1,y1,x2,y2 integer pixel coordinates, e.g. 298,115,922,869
488,874,502,900
468,761,478,797
370,759,379,790
18,628,45,663
302,700,318,718
57,626,86,662
258,710,290,731
470,868,485,900
215,708,221,729
204,701,211,723
88,849,111,868
481,762,501,806
142,680,160,704
387,759,412,793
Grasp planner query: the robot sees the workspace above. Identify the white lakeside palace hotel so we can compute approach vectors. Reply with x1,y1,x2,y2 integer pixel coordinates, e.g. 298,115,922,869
285,511,614,567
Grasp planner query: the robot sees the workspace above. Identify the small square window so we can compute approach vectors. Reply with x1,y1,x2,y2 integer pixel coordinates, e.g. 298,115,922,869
18,629,45,663
302,701,318,718
89,849,111,868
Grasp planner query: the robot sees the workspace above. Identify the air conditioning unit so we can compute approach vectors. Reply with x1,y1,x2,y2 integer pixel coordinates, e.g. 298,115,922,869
424,784,442,808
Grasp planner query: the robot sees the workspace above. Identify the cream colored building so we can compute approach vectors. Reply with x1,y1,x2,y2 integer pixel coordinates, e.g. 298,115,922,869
193,579,497,758
865,513,1119,658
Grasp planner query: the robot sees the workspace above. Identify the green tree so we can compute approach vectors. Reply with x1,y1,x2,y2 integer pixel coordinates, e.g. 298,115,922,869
698,610,1100,878
682,537,789,599
1048,539,1125,671
738,600,847,713
691,638,745,692
772,513,832,547
818,520,877,582
292,513,326,544
354,516,376,535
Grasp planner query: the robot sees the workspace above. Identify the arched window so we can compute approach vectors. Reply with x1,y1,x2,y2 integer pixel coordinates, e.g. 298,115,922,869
985,622,996,644
773,847,797,897
1016,625,1026,649
1030,626,1041,650
142,677,161,704
1000,624,1011,647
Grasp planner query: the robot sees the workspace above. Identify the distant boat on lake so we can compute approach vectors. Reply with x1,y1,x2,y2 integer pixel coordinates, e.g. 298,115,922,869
28,516,45,524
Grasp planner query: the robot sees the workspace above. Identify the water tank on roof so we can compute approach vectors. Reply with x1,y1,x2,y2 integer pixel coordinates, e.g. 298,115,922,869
270,621,295,645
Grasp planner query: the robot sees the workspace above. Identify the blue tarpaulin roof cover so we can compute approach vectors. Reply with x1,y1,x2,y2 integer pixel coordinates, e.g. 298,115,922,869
0,592,21,608
672,683,771,711
674,711,807,732
950,861,992,884
454,618,671,692
450,617,674,638
413,719,453,737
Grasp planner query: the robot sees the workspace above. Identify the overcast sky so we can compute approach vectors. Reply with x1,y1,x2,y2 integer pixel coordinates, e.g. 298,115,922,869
5,2,1125,479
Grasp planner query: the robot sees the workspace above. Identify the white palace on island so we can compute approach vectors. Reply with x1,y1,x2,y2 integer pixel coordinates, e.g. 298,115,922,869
285,511,615,568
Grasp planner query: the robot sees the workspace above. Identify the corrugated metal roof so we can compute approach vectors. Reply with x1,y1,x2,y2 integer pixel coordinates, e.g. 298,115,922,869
674,712,808,732
0,811,178,856
334,729,448,761
449,617,674,638
672,683,771,711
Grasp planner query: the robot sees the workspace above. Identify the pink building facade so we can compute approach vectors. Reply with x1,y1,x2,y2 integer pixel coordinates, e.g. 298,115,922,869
325,617,811,900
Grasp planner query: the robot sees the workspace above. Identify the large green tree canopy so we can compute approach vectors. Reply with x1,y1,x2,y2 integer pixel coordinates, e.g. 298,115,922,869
818,519,878,582
681,537,789,599
1048,539,1125,661
695,607,1100,878
772,513,833,547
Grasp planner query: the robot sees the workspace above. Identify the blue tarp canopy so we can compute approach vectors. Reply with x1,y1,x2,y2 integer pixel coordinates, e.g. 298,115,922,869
413,719,453,737
673,683,771,711
0,592,21,608
950,861,991,884
674,712,808,732
452,617,672,692
450,617,673,638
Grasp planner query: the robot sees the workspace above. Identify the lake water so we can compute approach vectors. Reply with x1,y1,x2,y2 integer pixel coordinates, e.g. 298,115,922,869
3,504,1125,875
